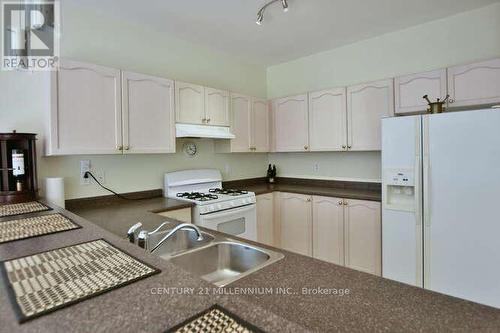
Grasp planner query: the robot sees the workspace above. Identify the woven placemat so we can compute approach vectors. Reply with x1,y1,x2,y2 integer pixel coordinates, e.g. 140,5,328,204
0,201,51,218
1,239,160,323
0,213,80,244
167,305,265,333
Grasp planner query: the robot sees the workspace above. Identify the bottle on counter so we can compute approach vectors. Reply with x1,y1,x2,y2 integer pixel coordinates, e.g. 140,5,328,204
267,164,274,184
12,149,25,192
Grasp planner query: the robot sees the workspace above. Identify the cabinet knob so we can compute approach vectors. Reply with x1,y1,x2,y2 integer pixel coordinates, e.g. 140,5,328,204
304,145,309,150
207,118,211,123
117,146,123,151
343,201,348,206
202,118,207,123
342,145,346,150
307,198,311,202
347,145,352,150
338,201,343,205
124,146,130,150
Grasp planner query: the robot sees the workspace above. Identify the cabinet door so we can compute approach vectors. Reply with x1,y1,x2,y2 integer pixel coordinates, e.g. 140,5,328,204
122,71,175,154
251,98,270,152
312,196,344,265
273,94,309,152
230,93,252,152
256,193,274,246
344,199,381,276
279,192,312,256
175,81,205,125
448,58,500,108
308,88,347,151
395,69,447,114
347,79,394,151
51,60,122,155
205,87,230,126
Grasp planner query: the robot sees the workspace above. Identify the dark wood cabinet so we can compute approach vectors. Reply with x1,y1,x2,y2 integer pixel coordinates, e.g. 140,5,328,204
0,132,38,204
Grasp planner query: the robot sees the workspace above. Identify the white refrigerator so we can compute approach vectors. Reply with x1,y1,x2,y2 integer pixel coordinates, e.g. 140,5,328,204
382,109,500,309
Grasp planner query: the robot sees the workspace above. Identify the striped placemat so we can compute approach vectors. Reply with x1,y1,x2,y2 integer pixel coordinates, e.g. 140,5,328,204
1,239,160,322
168,305,265,333
0,213,80,244
0,201,50,218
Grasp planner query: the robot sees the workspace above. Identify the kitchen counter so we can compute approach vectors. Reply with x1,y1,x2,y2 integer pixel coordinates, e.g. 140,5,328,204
223,177,382,202
2,198,500,332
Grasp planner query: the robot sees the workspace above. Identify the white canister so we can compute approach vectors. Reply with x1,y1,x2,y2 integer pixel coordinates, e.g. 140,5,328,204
44,177,66,208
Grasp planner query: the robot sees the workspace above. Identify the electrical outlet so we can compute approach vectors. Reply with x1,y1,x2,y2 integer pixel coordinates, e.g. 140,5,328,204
313,163,319,172
80,160,90,185
94,170,106,184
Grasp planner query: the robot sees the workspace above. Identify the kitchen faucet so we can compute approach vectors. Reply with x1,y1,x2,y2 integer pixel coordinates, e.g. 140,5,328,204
137,223,204,253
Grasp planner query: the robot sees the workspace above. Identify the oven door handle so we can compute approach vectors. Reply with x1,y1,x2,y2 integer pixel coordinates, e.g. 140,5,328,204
200,204,255,220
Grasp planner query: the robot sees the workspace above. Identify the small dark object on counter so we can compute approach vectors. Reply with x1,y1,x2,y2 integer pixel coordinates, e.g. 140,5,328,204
266,164,277,184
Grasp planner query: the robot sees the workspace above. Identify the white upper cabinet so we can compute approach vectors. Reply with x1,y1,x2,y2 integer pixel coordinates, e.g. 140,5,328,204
308,88,347,151
347,79,394,151
229,93,252,152
312,196,345,265
251,98,270,152
205,87,230,126
48,60,122,155
344,199,381,276
447,58,500,108
175,81,205,125
273,94,309,152
395,69,447,115
122,71,175,154
216,94,269,153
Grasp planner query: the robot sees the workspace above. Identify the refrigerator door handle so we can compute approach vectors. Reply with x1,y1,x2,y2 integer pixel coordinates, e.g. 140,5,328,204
423,156,431,227
414,155,422,226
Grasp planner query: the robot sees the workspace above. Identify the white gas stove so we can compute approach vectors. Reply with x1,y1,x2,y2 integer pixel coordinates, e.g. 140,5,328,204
164,169,257,241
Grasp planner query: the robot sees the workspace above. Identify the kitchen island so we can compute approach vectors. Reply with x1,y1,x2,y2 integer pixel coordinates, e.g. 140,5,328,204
1,198,500,332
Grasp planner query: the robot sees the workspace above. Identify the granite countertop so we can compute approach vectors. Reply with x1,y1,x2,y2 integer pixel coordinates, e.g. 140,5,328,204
2,195,500,332
224,177,382,202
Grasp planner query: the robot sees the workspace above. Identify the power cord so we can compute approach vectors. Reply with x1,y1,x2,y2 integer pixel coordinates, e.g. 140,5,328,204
83,171,143,201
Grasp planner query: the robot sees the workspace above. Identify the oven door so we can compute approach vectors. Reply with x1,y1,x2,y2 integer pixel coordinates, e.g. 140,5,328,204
198,204,257,241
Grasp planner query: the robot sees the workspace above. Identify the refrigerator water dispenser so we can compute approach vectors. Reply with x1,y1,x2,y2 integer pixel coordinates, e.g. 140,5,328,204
383,169,415,212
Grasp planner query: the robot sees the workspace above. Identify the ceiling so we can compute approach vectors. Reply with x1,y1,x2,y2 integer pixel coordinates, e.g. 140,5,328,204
66,0,500,66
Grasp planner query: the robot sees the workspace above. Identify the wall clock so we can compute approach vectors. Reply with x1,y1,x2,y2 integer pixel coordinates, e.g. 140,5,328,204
183,142,197,157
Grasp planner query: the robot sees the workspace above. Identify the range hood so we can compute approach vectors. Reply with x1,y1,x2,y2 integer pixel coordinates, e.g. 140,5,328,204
176,123,235,139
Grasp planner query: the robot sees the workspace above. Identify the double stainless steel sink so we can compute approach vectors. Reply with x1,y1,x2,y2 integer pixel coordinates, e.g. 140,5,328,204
148,225,284,287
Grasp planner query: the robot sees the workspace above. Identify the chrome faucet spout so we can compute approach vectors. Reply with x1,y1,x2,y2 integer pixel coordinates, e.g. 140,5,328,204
150,223,204,253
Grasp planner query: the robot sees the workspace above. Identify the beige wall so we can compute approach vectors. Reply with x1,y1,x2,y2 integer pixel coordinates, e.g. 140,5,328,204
267,3,500,182
3,4,500,199
0,3,268,200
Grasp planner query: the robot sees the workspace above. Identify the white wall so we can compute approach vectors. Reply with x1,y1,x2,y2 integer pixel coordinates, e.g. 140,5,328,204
0,3,268,200
267,3,500,181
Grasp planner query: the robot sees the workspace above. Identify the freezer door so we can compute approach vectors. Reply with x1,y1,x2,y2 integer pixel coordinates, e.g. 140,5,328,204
423,109,500,308
382,116,423,287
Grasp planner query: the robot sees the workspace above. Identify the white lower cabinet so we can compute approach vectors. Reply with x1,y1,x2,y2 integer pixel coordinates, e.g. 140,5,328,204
344,199,381,276
312,196,345,266
272,192,381,275
256,193,275,246
278,192,313,256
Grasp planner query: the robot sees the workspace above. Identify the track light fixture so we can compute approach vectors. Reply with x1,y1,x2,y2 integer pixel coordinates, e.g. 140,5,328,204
256,0,289,25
